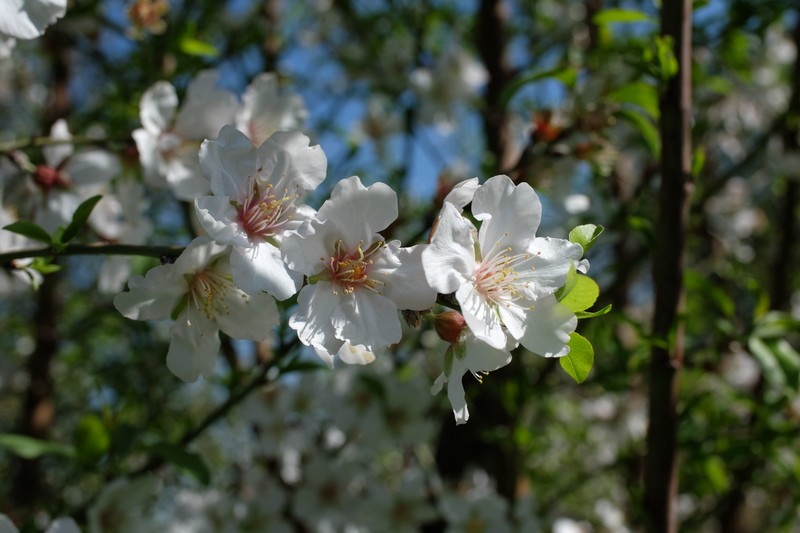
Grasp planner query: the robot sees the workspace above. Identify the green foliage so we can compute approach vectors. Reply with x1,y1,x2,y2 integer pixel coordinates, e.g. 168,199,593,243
3,221,51,245
74,414,111,465
560,333,595,384
568,224,604,254
60,195,103,245
0,433,75,459
559,274,600,313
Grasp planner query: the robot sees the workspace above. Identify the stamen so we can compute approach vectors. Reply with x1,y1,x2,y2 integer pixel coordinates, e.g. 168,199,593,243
236,181,297,241
324,240,386,294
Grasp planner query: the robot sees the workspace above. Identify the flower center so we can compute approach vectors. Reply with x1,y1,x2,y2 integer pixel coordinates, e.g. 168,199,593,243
473,242,533,306
236,182,296,241
323,239,385,294
184,265,236,320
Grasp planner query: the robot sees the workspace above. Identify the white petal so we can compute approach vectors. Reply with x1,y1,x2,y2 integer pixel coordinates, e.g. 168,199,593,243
312,344,336,368
526,237,584,296
172,237,228,276
463,334,513,372
139,81,177,133
164,149,210,201
43,118,72,166
380,243,437,311
337,342,376,365
431,373,446,395
331,290,401,348
445,362,470,425
64,150,120,187
194,195,249,247
237,72,307,145
0,514,17,533
289,282,340,350
257,130,326,193
281,219,335,276
174,70,237,139
456,282,507,349
0,0,66,40
230,243,302,300
199,124,255,199
442,177,479,211
317,176,397,247
422,203,476,294
44,518,80,533
132,129,166,188
496,301,528,340
517,294,577,357
216,289,278,341
167,314,220,382
113,266,183,321
473,175,541,254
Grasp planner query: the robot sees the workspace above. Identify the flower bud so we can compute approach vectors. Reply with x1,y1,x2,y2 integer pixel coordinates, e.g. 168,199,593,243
434,311,467,345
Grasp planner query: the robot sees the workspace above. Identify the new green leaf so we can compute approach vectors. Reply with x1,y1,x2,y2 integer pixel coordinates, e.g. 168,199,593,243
148,442,211,485
568,224,604,254
560,332,594,383
0,433,75,459
3,221,52,245
60,195,102,244
559,274,599,313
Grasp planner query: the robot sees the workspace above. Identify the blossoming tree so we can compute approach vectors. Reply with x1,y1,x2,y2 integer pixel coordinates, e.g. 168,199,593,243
2,1,800,532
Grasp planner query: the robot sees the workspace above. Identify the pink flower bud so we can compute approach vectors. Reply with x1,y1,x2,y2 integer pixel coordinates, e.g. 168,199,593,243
434,311,466,345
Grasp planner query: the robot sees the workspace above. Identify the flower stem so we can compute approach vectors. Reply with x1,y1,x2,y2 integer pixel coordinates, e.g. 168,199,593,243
0,243,186,265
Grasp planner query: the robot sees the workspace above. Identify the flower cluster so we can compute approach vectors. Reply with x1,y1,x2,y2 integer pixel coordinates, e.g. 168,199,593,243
116,120,589,422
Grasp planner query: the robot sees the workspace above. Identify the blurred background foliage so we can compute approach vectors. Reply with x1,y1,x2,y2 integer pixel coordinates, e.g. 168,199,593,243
1,0,800,531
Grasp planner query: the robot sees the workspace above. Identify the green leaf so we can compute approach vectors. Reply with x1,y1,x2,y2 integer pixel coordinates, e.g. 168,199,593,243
60,195,102,244
179,36,219,58
560,332,594,384
559,275,600,313
554,267,578,301
748,337,786,390
148,442,211,485
74,414,111,464
500,67,577,108
29,257,61,274
3,221,52,245
643,35,679,81
616,108,660,157
0,433,75,459
704,456,731,493
568,224,604,254
593,8,655,26
576,304,613,319
609,82,659,119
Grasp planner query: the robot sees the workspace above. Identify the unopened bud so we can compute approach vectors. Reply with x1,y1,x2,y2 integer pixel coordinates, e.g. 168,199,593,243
34,165,70,190
434,311,467,345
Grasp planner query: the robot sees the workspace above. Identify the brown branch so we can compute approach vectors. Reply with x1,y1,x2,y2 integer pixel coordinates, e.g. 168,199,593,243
11,274,61,510
644,2,692,532
0,243,186,266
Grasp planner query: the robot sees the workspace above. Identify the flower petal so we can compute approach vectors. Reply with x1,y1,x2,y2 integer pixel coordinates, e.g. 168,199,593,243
331,290,401,348
257,130,327,193
525,237,584,297
317,176,397,247
442,177,479,211
380,243,437,311
113,266,183,321
0,0,66,40
43,119,72,167
216,289,278,341
422,203,476,294
230,243,302,300
194,195,249,248
281,219,336,276
445,362,470,425
337,343,376,365
456,282,506,349
517,294,577,357
237,72,307,145
473,175,541,254
167,313,220,382
173,70,237,139
139,81,177,134
199,124,256,199
289,282,340,350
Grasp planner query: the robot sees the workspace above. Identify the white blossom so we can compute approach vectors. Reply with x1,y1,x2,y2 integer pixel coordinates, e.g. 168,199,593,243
195,124,326,299
113,237,278,382
283,176,436,366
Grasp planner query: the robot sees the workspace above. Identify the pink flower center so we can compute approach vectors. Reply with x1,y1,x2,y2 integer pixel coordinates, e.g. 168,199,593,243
237,183,296,241
473,244,532,306
34,165,71,191
325,239,385,294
